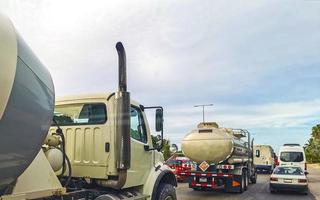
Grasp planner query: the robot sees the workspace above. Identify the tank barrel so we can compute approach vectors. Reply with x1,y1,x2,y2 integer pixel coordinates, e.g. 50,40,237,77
0,15,55,192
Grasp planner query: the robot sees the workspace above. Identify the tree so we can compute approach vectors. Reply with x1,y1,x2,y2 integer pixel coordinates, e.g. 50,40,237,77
151,135,172,161
312,124,320,140
305,124,320,163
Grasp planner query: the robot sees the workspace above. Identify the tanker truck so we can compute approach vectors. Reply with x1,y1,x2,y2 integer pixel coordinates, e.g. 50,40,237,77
180,122,257,193
0,15,177,200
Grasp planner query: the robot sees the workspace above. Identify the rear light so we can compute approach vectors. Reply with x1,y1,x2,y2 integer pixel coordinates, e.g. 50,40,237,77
299,179,307,183
305,163,307,171
270,177,278,181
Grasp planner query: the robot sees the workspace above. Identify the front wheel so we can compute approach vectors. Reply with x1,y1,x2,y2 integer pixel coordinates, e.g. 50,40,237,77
155,183,177,200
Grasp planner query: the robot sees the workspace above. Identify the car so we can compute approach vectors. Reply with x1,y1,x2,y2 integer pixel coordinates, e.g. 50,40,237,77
166,158,196,182
269,166,308,194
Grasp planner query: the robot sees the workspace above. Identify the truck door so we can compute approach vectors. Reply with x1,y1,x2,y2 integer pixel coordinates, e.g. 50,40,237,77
125,105,152,187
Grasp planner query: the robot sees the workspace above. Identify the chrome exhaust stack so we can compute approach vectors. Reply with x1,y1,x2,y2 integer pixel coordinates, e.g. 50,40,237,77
115,42,131,171
102,42,131,189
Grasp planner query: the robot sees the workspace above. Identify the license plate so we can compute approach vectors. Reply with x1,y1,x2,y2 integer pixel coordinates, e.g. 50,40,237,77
199,177,207,183
284,179,292,183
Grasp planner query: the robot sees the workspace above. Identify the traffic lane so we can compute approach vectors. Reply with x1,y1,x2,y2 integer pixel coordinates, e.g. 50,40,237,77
307,165,320,200
176,166,319,200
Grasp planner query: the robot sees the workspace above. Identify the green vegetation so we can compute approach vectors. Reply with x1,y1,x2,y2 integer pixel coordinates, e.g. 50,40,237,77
151,135,172,161
304,124,320,163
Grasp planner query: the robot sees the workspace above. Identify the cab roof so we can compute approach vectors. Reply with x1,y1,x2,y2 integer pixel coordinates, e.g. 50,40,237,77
55,93,140,106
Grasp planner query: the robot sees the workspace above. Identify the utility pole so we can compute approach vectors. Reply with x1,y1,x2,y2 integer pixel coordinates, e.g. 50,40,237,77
194,104,213,122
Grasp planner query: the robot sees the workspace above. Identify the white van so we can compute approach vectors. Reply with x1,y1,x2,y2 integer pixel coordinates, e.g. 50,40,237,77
278,144,307,171
253,145,275,173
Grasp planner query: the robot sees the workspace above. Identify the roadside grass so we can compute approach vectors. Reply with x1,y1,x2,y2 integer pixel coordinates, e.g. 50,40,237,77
308,163,320,169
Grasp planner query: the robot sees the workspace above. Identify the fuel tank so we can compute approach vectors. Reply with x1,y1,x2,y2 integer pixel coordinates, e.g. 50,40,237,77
181,122,249,164
0,15,55,190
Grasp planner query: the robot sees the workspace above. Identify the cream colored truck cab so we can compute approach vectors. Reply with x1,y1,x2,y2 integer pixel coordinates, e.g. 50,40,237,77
48,94,177,199
0,14,176,200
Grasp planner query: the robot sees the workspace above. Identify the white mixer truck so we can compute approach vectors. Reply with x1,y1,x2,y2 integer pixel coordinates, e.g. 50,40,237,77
0,15,177,200
180,122,257,193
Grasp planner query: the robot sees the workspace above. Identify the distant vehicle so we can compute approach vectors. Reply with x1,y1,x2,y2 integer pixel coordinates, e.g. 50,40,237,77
166,157,196,182
269,166,308,194
279,144,307,171
253,145,275,173
180,122,257,193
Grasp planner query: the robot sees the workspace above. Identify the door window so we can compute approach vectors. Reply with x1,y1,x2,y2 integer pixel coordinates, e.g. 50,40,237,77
130,106,147,143
256,150,260,157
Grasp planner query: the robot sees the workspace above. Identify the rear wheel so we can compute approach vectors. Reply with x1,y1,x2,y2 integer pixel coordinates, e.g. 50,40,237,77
244,170,248,191
238,172,245,193
155,183,177,200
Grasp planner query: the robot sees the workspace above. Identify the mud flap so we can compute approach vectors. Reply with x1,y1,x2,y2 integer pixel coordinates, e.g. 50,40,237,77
225,175,242,193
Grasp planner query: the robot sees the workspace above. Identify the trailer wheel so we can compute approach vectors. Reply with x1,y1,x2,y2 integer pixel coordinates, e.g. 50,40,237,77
244,170,248,191
239,172,245,193
155,183,177,200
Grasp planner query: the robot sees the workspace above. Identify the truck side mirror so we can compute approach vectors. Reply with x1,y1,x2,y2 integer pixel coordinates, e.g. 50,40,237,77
170,144,178,153
155,108,163,132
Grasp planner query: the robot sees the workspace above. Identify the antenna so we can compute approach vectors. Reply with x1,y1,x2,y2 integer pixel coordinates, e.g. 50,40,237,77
194,104,213,122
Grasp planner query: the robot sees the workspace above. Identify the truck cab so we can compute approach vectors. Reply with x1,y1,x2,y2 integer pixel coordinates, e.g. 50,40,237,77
47,93,177,199
0,14,176,199
253,145,275,173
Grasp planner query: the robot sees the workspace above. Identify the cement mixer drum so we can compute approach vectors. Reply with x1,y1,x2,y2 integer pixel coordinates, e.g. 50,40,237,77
0,15,55,190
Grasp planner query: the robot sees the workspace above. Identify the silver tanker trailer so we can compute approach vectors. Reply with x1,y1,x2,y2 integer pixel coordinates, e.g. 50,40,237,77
180,122,257,193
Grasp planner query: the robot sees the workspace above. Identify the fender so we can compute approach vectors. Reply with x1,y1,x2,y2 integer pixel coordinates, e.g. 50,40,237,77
233,165,248,175
151,169,177,200
142,162,177,200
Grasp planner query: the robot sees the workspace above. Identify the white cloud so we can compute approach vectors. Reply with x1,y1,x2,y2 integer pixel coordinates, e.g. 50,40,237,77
165,99,320,131
1,0,319,150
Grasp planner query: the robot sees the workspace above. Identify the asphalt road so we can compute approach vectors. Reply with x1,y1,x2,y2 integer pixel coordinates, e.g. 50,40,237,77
176,165,320,200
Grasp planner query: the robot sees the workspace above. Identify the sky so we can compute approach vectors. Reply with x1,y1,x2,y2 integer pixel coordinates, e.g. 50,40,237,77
0,0,319,153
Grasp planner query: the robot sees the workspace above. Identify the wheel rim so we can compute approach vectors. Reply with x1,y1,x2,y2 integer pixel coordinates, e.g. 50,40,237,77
242,175,245,189
164,196,173,200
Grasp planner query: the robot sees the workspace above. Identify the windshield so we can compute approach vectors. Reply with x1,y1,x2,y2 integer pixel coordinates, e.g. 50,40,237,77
280,152,304,162
53,103,107,126
273,167,304,175
167,160,182,166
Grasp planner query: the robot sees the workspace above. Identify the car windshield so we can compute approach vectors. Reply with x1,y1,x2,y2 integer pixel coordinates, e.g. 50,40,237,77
167,160,182,166
273,167,304,175
280,152,303,162
53,103,107,126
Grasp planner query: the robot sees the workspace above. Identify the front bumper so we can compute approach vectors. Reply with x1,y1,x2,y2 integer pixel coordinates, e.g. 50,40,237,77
270,183,308,192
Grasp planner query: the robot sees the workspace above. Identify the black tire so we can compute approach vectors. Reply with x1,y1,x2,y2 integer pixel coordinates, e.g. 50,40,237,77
251,172,257,184
192,187,200,191
238,173,244,193
155,183,177,200
269,187,276,194
244,170,248,191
